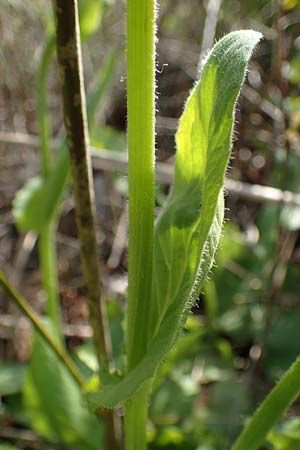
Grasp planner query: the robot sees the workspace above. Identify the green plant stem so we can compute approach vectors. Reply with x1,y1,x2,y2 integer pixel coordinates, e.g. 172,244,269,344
126,0,156,369
0,271,84,387
124,383,151,450
39,222,62,341
231,358,300,450
37,33,63,342
125,0,156,448
52,1,121,448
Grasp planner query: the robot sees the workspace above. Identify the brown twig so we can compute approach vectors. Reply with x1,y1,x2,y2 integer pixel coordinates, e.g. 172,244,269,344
52,1,121,448
52,0,111,373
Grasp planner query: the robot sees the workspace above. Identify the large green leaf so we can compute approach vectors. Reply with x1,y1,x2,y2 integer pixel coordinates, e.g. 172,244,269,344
86,30,262,409
148,30,262,337
23,321,104,450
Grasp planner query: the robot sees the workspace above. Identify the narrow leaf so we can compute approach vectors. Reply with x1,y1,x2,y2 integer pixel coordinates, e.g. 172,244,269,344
231,358,300,450
148,30,262,337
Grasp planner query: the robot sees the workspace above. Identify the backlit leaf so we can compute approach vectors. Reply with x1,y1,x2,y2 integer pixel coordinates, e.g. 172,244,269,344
86,30,262,409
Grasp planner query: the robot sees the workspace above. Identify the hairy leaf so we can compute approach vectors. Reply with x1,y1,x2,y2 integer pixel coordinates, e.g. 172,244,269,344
86,30,262,409
87,196,224,409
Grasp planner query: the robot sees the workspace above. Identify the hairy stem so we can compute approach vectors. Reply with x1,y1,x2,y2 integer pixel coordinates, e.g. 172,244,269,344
124,382,151,450
231,358,300,450
0,271,84,387
125,0,156,448
126,0,156,370
52,1,121,448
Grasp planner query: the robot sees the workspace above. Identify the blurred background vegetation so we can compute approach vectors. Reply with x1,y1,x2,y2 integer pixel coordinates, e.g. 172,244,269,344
1,0,300,449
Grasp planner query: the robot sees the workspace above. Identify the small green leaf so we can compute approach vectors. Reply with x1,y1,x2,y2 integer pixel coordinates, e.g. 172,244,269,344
24,321,104,450
78,0,103,39
13,177,45,232
86,30,262,409
12,149,69,233
0,362,26,396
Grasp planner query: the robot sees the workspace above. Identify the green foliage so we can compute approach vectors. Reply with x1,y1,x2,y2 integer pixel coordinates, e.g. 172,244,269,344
13,144,70,233
13,177,46,232
0,362,26,396
231,358,300,450
78,0,104,39
7,0,300,448
0,445,19,450
23,322,104,450
86,30,262,411
268,418,300,450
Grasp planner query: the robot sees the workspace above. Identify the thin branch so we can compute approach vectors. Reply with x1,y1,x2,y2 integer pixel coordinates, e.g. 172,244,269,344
0,271,85,387
52,1,121,448
52,0,111,368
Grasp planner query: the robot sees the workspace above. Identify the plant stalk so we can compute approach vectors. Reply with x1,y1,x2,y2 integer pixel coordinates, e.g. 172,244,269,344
124,382,151,450
0,271,84,387
37,34,63,343
39,222,62,341
52,1,121,448
125,0,156,448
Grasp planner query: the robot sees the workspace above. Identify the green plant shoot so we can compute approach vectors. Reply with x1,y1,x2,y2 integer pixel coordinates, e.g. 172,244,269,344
87,31,262,416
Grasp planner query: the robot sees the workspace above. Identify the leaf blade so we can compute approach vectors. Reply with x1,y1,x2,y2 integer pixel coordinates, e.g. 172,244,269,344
87,30,262,409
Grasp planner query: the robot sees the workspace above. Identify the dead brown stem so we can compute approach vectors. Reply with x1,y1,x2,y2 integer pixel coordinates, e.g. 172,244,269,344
52,0,122,448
